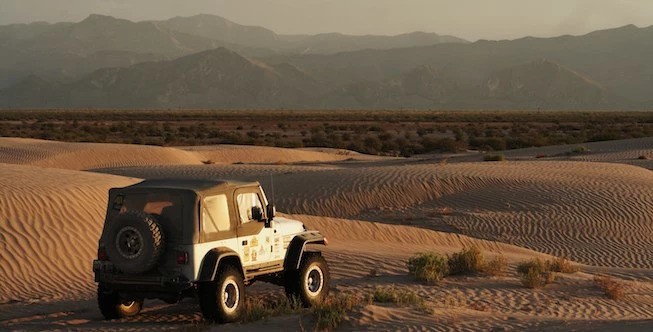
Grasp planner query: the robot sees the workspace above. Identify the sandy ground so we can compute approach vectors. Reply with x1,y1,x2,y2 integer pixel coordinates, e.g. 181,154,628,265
1,137,653,331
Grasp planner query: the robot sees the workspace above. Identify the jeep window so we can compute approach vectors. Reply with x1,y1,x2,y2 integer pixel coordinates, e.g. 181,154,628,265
202,194,231,233
236,192,263,224
116,193,183,242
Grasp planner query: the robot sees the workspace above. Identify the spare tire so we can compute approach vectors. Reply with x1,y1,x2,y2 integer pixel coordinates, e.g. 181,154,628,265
105,210,165,274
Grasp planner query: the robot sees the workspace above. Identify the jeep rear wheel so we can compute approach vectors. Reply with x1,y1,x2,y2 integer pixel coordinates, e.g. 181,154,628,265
97,284,143,320
198,266,245,323
285,253,330,307
104,210,165,274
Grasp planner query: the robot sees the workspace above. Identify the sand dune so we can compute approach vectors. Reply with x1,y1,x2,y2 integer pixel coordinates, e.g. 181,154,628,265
98,160,653,268
0,138,380,171
2,138,653,331
0,159,540,304
445,137,653,168
180,144,385,164
0,163,138,303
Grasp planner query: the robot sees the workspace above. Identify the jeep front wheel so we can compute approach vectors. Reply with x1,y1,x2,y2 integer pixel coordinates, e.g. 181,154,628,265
97,284,143,320
198,266,245,323
285,253,330,307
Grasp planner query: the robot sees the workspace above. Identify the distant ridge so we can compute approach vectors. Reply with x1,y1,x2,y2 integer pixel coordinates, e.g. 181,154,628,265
0,48,316,108
1,15,652,109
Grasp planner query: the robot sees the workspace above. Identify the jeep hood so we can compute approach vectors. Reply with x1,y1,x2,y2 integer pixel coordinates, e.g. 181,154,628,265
273,217,305,236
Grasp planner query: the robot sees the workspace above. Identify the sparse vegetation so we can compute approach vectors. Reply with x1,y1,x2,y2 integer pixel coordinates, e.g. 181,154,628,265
241,292,368,329
448,247,485,275
483,153,505,162
242,295,302,322
594,276,626,300
373,286,421,305
516,258,556,288
312,292,368,330
483,255,509,276
572,146,590,154
1,110,652,157
549,256,580,274
407,252,449,283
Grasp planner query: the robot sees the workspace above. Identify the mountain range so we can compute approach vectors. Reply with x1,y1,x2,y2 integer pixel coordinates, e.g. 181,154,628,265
0,14,651,109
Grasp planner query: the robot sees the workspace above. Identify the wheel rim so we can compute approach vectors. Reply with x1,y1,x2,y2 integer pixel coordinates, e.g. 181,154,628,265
116,226,143,259
221,279,240,314
121,300,136,309
305,265,324,297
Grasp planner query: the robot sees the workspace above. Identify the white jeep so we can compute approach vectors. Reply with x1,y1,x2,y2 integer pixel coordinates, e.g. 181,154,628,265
92,178,329,323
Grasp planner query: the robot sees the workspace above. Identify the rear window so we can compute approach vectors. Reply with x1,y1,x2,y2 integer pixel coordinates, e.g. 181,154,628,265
111,193,184,243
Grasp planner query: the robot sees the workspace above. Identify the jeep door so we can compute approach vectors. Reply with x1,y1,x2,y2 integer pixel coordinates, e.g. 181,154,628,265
234,187,275,266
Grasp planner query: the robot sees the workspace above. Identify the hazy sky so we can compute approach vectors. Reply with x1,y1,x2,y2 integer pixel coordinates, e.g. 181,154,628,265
1,0,652,41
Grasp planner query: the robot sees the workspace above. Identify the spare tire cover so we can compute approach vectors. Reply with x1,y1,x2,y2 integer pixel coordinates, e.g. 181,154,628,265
105,210,165,274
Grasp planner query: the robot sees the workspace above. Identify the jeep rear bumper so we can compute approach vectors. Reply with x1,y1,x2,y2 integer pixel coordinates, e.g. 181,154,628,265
94,260,194,297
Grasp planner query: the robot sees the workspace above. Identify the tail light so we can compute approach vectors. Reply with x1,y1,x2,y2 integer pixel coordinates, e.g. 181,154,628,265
97,247,109,261
177,251,189,265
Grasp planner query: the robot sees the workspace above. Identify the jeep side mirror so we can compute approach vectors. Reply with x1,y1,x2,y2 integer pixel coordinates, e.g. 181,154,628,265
251,206,263,221
266,204,275,221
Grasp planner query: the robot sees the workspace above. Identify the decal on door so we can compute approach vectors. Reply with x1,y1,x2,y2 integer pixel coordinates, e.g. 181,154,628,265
243,246,251,262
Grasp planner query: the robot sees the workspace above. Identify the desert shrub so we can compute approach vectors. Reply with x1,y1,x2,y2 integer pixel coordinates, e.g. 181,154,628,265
483,255,509,276
483,153,505,162
567,146,590,155
516,258,556,288
448,247,485,275
549,256,580,274
242,295,302,322
407,252,449,283
313,293,367,330
594,276,626,300
373,286,421,305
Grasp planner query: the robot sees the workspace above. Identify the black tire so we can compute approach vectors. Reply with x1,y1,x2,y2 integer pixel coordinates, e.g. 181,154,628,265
97,283,143,320
198,266,245,323
285,253,330,307
104,210,165,274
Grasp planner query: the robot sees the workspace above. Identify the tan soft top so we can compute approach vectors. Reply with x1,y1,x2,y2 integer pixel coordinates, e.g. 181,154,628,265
122,178,258,195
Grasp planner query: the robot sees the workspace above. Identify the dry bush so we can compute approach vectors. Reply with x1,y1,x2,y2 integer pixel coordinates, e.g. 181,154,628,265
483,154,505,162
549,256,580,274
594,276,626,300
516,258,556,288
572,146,590,154
407,252,449,283
448,247,485,275
243,295,302,322
483,255,509,276
373,286,421,305
313,292,367,330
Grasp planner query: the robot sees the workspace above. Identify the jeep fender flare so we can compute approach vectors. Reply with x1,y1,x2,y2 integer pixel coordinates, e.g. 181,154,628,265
284,232,327,271
198,248,245,282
